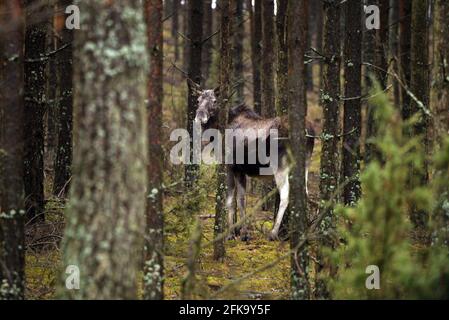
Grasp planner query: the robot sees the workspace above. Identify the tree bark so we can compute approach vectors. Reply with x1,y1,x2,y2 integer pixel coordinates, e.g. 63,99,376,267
144,0,164,300
213,0,232,261
185,0,203,187
432,0,449,138
24,0,47,223
60,0,148,299
409,0,430,228
276,0,288,116
249,0,262,113
0,0,25,300
342,0,362,206
261,0,275,117
366,0,389,162
202,0,213,84
53,0,74,198
399,0,412,121
316,0,340,299
288,0,309,300
233,0,244,104
172,0,180,60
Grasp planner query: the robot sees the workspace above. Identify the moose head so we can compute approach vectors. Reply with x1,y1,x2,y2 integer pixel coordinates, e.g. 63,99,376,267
190,80,220,130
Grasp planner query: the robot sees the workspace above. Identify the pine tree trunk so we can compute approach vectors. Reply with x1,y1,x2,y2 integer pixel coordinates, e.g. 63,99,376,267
202,0,213,84
144,0,164,300
316,0,340,299
249,0,262,114
213,0,232,261
433,0,449,138
390,0,400,108
342,0,362,206
0,0,26,300
409,0,430,229
288,0,309,300
366,0,389,162
53,0,74,198
173,0,180,60
24,0,47,223
60,0,148,299
261,0,275,117
45,1,58,177
276,0,288,116
185,0,203,187
399,0,412,121
233,0,244,104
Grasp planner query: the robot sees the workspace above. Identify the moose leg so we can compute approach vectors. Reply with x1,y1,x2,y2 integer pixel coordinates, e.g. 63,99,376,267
270,167,289,240
226,168,237,240
235,172,248,241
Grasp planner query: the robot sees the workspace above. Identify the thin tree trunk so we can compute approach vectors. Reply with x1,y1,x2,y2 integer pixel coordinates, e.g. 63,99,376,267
53,0,74,198
45,1,58,177
60,0,148,299
250,0,262,113
173,0,180,60
366,0,389,162
288,0,309,300
390,0,400,108
399,0,412,121
316,0,340,299
144,0,164,300
24,0,47,223
233,0,244,104
213,0,232,261
202,0,213,84
409,0,430,229
342,0,362,205
185,0,203,187
0,0,26,300
261,0,275,117
276,0,288,115
432,0,449,138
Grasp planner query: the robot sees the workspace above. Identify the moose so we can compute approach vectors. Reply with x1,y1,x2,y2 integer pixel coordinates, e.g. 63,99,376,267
193,87,315,241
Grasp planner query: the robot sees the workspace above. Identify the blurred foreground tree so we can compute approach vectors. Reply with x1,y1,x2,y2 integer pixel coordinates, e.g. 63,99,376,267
0,0,26,300
60,1,148,299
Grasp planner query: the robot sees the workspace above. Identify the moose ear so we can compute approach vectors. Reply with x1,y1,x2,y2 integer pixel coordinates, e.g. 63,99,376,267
187,78,201,94
213,86,221,97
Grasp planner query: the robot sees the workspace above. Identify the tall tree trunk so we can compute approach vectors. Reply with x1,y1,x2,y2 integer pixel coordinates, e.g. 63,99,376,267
409,0,430,229
24,0,47,223
172,0,180,60
213,0,232,261
261,0,275,117
288,0,309,300
399,0,412,121
233,0,244,104
316,0,340,299
45,1,58,177
202,0,213,84
342,0,362,205
432,0,449,138
53,0,74,198
144,0,164,300
261,0,276,212
316,1,323,90
276,0,288,115
366,0,389,162
390,0,400,108
249,0,262,113
0,0,25,300
60,0,148,299
182,0,190,70
184,0,203,187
